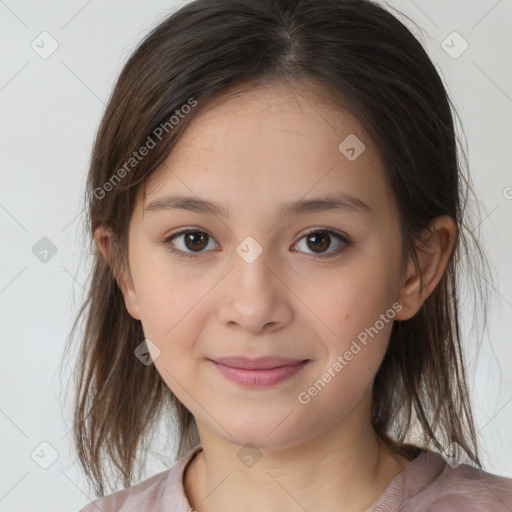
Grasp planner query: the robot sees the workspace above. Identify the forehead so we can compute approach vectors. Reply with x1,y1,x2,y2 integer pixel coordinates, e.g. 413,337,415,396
137,81,395,222
173,80,365,158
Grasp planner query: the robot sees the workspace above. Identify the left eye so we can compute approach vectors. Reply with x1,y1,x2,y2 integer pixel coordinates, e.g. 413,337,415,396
163,228,351,259
292,229,352,258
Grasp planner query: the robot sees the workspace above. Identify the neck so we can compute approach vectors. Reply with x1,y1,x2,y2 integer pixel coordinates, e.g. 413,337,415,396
184,399,411,512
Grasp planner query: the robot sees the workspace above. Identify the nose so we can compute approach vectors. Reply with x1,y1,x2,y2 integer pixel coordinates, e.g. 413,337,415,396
216,242,293,334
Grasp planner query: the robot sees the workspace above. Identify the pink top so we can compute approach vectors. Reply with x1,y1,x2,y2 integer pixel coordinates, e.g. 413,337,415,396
79,444,512,511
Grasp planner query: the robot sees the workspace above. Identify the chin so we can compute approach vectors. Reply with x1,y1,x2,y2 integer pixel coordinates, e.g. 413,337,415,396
220,422,305,451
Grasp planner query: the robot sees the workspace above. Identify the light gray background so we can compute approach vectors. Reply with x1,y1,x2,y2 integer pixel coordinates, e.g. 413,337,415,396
1,0,511,510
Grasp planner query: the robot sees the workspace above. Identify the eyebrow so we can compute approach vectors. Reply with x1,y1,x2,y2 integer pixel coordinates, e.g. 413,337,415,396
144,192,371,218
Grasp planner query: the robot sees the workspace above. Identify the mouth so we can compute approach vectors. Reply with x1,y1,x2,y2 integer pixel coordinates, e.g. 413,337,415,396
208,356,310,370
207,357,311,387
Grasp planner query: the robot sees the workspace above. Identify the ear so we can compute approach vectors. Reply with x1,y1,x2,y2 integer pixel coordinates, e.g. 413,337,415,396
94,226,142,321
394,215,456,321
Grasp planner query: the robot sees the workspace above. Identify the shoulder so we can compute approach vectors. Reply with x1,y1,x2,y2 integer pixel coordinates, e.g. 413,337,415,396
403,451,512,511
78,467,172,512
78,445,202,512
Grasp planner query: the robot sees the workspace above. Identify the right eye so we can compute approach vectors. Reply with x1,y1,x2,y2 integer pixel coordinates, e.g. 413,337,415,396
163,229,219,259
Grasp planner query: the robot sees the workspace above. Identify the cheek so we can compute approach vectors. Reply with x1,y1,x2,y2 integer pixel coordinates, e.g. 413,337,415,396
322,262,397,320
130,252,216,387
309,245,400,366
130,242,203,334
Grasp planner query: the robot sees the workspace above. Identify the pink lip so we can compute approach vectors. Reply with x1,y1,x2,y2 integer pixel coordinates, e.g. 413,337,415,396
208,357,310,387
211,356,308,369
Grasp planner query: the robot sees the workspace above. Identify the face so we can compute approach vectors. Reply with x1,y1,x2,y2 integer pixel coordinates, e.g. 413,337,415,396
118,81,409,449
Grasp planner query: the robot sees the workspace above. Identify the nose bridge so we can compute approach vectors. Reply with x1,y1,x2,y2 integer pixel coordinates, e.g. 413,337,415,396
218,233,283,322
232,234,274,291
215,222,296,333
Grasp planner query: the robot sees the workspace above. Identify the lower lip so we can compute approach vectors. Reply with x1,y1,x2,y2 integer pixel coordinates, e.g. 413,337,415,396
209,360,310,387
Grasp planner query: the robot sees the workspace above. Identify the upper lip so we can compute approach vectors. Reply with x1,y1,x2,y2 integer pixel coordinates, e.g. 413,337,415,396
209,356,309,370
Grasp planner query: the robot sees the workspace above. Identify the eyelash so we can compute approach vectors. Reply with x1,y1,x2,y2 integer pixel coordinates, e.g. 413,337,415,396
162,228,352,260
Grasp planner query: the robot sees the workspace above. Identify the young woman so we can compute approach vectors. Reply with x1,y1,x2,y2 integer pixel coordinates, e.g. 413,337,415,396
69,0,512,510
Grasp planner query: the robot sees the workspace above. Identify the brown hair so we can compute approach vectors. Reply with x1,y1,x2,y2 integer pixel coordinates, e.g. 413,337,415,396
61,0,493,497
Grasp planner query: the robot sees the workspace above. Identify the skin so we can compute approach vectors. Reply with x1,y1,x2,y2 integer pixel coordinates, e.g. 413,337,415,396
95,80,456,512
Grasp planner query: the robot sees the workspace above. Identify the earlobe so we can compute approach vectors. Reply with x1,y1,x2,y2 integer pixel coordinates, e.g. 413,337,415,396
93,226,142,321
394,215,456,321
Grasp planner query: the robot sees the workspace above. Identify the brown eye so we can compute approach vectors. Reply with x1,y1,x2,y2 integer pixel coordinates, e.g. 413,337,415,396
306,232,331,252
182,231,209,251
164,227,352,260
293,229,352,258
164,229,218,258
